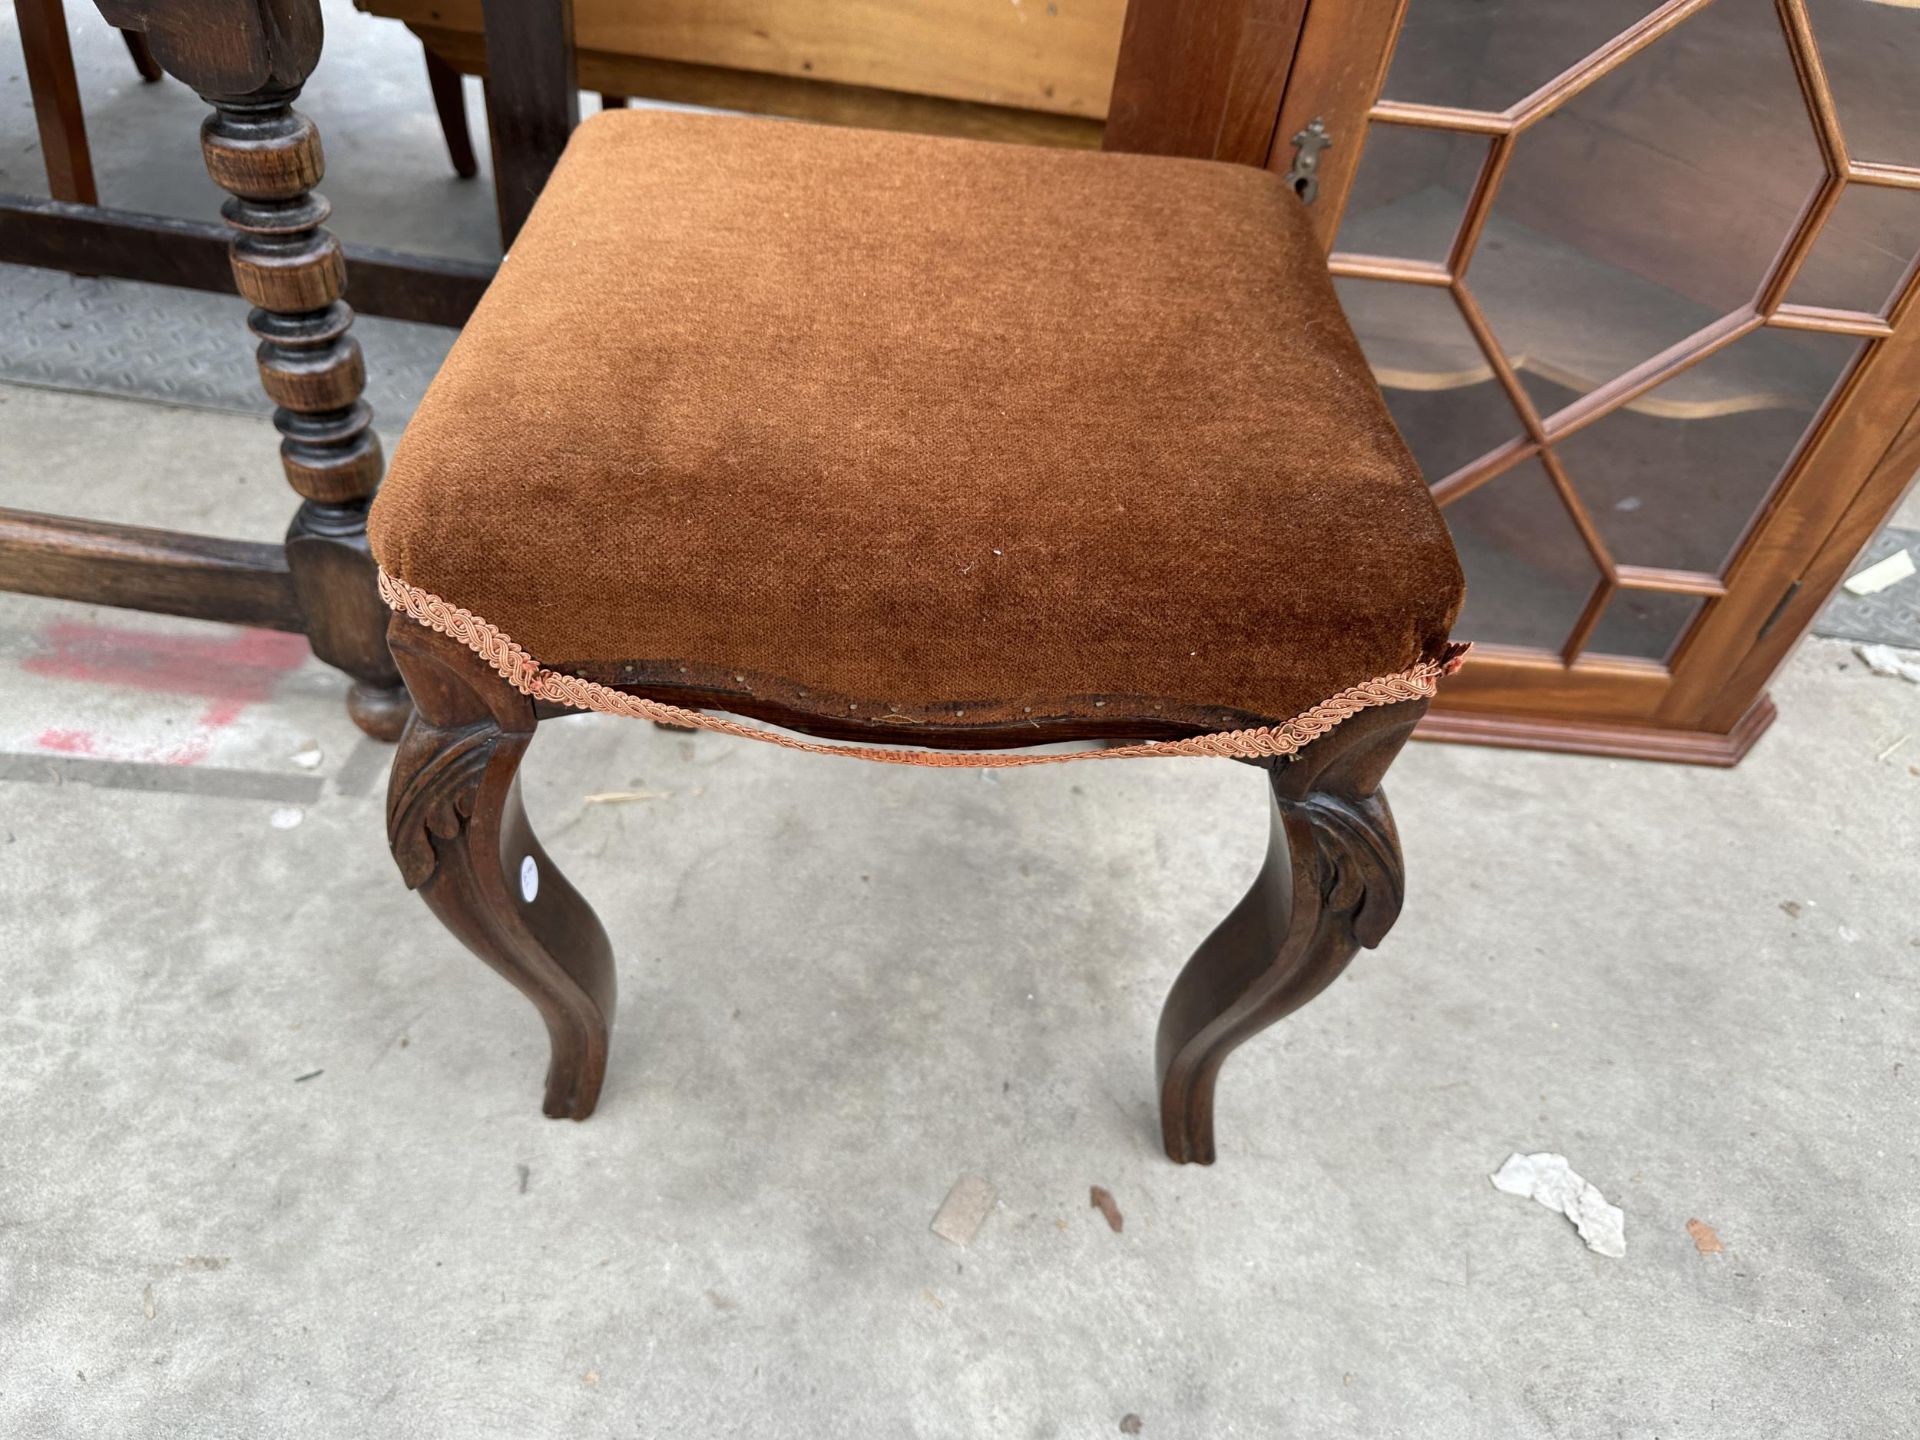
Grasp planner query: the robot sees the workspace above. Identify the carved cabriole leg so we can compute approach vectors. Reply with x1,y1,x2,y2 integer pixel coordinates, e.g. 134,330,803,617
386,616,616,1119
1157,699,1425,1165
199,75,409,737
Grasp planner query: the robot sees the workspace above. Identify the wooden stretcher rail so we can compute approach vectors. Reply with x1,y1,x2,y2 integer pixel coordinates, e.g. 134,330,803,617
0,194,493,328
0,508,306,632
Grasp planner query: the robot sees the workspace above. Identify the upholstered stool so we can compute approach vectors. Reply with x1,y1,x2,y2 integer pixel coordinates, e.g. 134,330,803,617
371,110,1465,1164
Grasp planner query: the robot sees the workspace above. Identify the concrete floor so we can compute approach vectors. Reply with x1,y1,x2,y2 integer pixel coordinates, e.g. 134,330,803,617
5,6,1920,1435
1,380,1917,1437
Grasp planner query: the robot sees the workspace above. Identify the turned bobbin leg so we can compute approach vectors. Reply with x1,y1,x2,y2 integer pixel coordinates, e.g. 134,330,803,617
1156,701,1425,1164
94,0,409,739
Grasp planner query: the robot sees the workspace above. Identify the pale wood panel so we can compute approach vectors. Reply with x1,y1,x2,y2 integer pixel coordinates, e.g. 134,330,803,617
356,0,1127,118
412,22,1105,148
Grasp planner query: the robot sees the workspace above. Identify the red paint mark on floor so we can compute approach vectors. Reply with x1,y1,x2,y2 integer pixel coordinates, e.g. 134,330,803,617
26,622,309,701
34,727,97,754
24,623,310,765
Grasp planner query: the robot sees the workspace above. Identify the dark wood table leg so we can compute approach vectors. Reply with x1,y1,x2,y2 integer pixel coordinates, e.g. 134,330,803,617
118,25,160,81
95,0,409,737
479,0,577,247
422,41,478,179
16,0,99,205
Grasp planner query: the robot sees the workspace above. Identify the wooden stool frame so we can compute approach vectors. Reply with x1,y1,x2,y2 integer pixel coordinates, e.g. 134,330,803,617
2,0,1430,1161
387,620,1427,1164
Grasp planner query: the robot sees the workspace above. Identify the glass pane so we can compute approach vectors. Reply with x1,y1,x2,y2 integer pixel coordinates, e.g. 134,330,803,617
1334,277,1528,483
1342,0,1892,672
1384,0,1665,113
1584,590,1705,663
1554,329,1863,573
1443,459,1601,651
1787,183,1920,315
1469,0,1827,415
1335,125,1488,265
1807,0,1920,169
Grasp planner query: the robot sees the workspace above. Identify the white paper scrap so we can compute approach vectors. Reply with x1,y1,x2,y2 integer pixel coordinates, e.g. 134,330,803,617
1842,548,1915,596
1491,1152,1626,1259
1856,643,1920,684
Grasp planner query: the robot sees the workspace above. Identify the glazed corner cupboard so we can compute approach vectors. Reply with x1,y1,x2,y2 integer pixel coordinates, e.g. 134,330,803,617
6,0,1918,765
1267,0,1920,764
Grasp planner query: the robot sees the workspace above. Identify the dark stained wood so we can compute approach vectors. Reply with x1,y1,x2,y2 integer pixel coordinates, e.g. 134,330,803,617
119,26,162,82
386,616,615,1119
92,0,321,99
479,0,577,246
283,507,408,736
0,192,224,287
397,611,1434,1154
11,0,409,737
1103,0,1310,165
0,508,304,631
190,62,407,735
422,41,479,179
16,0,99,204
538,669,1287,750
0,193,493,327
1157,699,1422,1164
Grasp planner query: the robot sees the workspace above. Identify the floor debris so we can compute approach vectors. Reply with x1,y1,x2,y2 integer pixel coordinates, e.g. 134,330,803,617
290,741,324,770
1855,643,1920,683
1687,1218,1726,1254
1119,1415,1143,1434
1842,547,1915,596
1490,1152,1626,1258
930,1175,997,1247
1090,1185,1124,1233
583,788,672,804
268,806,304,829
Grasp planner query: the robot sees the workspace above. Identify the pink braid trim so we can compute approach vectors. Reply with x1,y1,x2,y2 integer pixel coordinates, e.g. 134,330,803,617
378,569,1465,768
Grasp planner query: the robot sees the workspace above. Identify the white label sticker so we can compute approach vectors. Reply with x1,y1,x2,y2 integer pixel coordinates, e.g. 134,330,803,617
519,854,539,904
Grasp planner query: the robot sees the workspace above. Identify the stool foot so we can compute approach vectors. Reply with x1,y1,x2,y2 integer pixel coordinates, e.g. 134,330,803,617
1155,701,1423,1165
385,617,616,1119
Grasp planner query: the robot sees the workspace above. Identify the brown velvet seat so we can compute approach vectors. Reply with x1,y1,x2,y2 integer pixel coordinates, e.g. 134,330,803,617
369,109,1463,738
